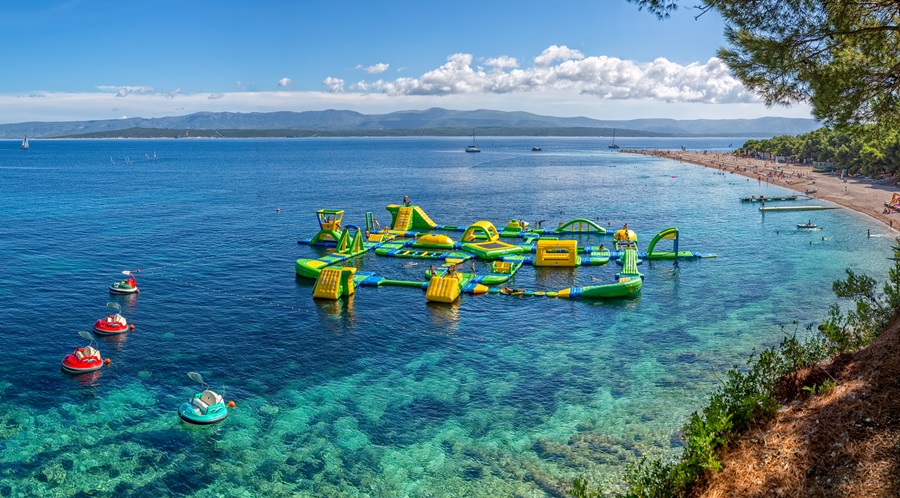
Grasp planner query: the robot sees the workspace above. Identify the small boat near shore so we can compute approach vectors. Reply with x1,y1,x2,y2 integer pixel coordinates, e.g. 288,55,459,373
797,221,818,229
740,195,798,202
760,205,839,212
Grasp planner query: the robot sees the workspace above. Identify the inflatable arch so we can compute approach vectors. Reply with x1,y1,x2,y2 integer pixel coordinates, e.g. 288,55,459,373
555,218,607,234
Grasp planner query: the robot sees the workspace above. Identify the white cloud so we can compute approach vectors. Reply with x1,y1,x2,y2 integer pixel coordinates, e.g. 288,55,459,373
278,77,292,87
331,46,757,104
323,76,345,93
484,56,519,71
356,63,390,74
534,45,585,67
0,45,812,124
97,85,155,97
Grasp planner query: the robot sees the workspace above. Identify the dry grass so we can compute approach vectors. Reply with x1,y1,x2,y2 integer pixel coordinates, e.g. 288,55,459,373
694,314,900,497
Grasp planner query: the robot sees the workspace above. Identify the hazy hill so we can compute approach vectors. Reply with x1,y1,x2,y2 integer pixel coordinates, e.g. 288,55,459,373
0,108,820,138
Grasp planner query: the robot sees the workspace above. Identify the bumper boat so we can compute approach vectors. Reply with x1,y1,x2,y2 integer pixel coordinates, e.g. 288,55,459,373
178,372,229,425
61,331,105,374
109,270,138,294
93,302,130,336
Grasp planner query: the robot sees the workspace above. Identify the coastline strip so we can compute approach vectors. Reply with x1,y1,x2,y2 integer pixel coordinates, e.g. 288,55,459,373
624,149,898,231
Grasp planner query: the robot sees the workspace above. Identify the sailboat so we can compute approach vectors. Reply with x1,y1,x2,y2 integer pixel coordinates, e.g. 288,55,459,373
608,130,620,149
21,135,29,150
465,129,481,153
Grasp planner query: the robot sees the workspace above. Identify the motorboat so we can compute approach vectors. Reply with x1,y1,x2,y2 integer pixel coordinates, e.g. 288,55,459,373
93,302,131,336
178,372,230,425
61,331,105,374
797,221,818,229
109,270,138,294
531,146,542,151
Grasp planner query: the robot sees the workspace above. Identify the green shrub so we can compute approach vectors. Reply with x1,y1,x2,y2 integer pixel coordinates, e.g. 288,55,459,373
802,378,836,396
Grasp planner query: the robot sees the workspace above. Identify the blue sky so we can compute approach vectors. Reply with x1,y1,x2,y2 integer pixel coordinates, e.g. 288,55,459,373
0,0,813,124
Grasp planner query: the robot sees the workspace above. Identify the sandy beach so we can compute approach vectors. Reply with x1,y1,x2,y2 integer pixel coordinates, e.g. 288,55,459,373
626,150,900,232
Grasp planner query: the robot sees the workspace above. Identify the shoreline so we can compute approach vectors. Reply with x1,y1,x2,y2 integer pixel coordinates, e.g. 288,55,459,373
626,150,899,232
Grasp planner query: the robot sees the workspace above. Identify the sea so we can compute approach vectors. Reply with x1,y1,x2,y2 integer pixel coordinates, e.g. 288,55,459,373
0,137,893,497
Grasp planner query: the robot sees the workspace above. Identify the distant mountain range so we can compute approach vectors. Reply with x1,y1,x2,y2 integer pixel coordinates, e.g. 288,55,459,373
0,108,820,139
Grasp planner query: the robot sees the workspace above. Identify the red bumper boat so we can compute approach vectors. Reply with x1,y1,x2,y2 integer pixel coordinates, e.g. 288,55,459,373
61,331,106,374
93,302,131,336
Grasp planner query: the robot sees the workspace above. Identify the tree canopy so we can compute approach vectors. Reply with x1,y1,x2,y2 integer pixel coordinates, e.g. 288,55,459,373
628,0,900,128
738,126,900,178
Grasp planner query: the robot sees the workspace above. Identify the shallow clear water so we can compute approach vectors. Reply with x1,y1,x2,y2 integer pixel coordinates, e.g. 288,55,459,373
0,137,893,496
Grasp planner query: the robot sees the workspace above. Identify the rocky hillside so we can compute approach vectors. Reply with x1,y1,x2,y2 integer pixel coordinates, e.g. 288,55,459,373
695,314,900,497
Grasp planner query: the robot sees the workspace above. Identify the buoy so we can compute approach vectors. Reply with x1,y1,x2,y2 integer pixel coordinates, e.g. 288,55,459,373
228,401,235,408
104,358,111,364
129,324,135,330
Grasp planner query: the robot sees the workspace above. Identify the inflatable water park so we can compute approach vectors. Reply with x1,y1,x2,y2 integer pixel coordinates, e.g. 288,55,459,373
296,204,716,304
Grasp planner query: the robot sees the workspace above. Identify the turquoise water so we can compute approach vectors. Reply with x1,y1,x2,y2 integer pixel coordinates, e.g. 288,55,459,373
0,137,893,496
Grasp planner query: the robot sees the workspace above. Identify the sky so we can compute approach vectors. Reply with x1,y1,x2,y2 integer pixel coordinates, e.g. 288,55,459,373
0,0,814,125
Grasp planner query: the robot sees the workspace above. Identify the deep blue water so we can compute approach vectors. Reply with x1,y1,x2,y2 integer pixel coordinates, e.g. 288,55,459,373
0,137,893,496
